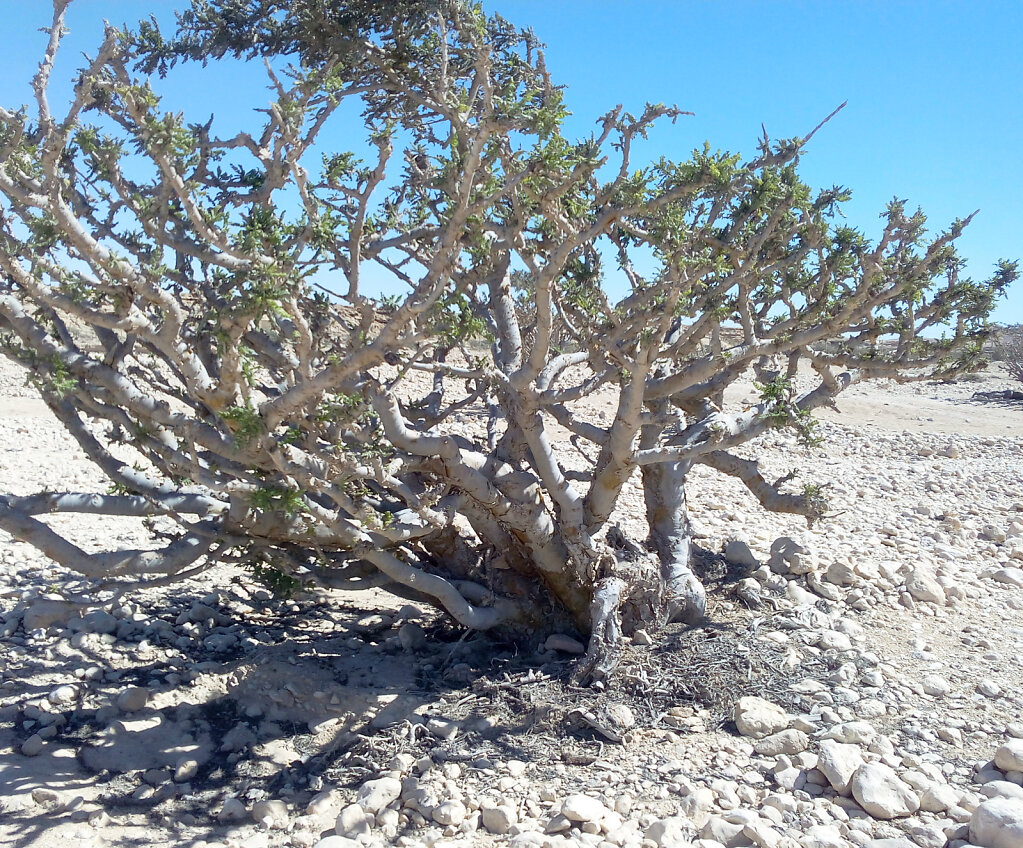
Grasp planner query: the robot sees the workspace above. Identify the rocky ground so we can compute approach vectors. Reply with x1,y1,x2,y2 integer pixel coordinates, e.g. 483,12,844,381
1,356,1023,848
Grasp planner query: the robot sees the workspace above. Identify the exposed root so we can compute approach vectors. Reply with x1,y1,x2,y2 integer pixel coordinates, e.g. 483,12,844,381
575,575,625,685
662,558,707,626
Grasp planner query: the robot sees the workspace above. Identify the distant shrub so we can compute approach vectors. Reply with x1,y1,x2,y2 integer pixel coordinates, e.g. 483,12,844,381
996,325,1023,383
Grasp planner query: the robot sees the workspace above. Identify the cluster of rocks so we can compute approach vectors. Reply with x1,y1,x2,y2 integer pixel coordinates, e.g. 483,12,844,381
729,697,1023,847
288,695,1023,848
270,700,1023,848
11,570,1018,848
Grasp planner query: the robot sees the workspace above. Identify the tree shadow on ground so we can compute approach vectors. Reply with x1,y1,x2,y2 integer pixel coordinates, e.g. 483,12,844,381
0,586,556,846
969,389,1023,408
0,553,845,847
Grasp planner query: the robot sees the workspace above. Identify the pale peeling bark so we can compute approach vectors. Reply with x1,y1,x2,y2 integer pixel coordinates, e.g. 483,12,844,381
0,1,1013,679
698,450,826,524
640,460,706,626
0,499,219,579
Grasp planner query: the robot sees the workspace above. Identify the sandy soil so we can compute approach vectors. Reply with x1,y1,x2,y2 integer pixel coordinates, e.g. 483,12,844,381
1,356,1022,848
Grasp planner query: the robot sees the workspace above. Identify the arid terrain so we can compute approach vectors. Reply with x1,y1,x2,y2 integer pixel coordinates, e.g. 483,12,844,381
1,355,1022,848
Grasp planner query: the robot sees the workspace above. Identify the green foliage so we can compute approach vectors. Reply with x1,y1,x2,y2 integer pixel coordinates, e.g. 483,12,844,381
996,324,1023,383
221,405,264,447
237,207,290,253
659,143,742,192
756,377,823,447
237,344,258,385
800,482,830,517
426,289,487,346
58,276,94,305
377,294,403,314
28,355,78,399
756,377,792,411
211,164,267,199
322,151,359,184
248,484,306,517
129,0,446,75
316,392,367,426
25,215,61,251
144,111,198,161
106,480,139,496
792,408,823,448
0,0,1016,651
227,266,302,321
245,555,302,599
308,211,341,249
557,253,605,318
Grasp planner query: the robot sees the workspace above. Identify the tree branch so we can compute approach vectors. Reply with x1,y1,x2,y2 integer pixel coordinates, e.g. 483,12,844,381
698,450,826,523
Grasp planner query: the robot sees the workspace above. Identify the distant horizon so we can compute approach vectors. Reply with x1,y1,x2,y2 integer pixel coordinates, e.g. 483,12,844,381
0,1,1019,326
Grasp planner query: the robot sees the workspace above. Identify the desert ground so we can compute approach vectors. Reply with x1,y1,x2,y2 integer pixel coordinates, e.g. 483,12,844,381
1,354,1022,848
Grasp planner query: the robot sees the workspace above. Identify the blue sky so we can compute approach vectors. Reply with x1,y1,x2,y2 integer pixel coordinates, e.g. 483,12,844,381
1,1,1020,325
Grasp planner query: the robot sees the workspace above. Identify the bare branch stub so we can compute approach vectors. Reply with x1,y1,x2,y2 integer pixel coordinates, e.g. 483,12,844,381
0,0,1016,679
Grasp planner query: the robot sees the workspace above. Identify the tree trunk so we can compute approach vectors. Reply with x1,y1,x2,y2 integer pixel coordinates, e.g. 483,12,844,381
641,459,707,625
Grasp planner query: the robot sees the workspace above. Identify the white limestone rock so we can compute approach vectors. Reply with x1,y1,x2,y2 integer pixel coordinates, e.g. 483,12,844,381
821,721,876,745
115,687,149,713
850,763,920,820
905,568,946,605
20,734,44,757
754,729,809,757
355,777,401,814
217,797,247,822
770,537,817,575
561,793,609,823
978,679,1003,698
220,722,257,753
904,823,947,848
644,815,696,847
919,781,961,812
970,796,1023,848
481,804,517,835
252,799,288,829
981,524,1008,543
22,599,76,632
799,824,847,848
725,540,760,570
678,786,715,826
313,838,362,848
335,804,371,839
398,622,427,652
816,740,865,795
432,799,466,826
734,696,789,739
921,675,950,697
992,567,1023,588
816,630,853,652
825,561,860,587
807,572,844,601
982,781,1023,802
995,739,1023,773
48,684,77,705
544,634,586,655
699,815,747,846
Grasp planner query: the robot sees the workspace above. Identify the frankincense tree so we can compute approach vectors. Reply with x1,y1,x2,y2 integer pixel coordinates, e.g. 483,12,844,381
0,0,1016,679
